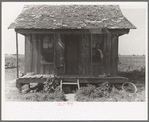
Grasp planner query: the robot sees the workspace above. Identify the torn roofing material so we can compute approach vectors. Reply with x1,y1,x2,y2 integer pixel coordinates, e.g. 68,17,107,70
8,5,136,29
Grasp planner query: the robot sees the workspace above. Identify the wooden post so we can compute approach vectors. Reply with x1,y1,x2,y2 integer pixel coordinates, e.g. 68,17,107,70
16,32,19,78
116,35,119,73
91,34,92,76
54,34,56,75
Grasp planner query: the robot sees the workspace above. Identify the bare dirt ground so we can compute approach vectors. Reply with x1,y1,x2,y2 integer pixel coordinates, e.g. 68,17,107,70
65,94,76,101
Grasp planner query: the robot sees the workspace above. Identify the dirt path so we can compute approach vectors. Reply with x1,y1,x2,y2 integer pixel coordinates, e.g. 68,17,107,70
65,94,76,102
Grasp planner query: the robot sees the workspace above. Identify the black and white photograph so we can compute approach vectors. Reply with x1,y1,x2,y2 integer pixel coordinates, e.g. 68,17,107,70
2,1,148,120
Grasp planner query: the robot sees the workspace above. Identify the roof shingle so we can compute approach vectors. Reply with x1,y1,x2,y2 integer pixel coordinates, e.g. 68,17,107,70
8,5,136,29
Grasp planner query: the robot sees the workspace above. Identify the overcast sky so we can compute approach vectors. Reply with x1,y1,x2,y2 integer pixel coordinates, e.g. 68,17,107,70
2,2,148,55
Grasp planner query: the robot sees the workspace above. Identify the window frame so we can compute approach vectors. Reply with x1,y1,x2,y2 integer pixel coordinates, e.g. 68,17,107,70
41,34,54,64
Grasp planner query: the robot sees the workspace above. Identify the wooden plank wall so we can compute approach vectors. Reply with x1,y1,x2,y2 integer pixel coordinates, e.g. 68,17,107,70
25,34,55,75
103,34,107,74
25,34,30,74
32,34,37,74
81,34,91,75
105,34,111,75
55,34,65,75
24,33,119,76
25,34,33,73
116,36,118,74
37,35,42,74
111,35,118,75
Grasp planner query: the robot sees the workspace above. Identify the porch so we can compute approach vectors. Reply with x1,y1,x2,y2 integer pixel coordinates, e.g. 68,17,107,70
16,74,128,84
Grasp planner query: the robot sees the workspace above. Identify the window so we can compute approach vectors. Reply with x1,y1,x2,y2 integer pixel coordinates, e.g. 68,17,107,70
42,35,54,63
92,34,104,63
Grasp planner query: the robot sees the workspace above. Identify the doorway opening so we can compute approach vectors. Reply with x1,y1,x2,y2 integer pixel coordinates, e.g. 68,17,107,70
64,34,80,75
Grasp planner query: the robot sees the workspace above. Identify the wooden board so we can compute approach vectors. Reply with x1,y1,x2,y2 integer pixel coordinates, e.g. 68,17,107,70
25,35,30,74
81,34,91,75
32,34,38,74
111,35,118,75
56,34,65,75
29,34,33,72
103,34,107,74
92,64,104,76
15,29,104,35
105,34,111,75
37,34,42,74
25,34,32,73
116,36,119,74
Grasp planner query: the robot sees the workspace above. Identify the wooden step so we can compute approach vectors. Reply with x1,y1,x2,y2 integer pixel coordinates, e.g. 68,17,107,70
60,79,80,92
62,83,78,85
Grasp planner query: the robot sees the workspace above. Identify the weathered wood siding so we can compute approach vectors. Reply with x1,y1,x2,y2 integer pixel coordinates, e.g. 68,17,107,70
80,34,91,75
92,34,105,76
25,34,31,74
37,34,42,73
111,35,118,75
105,34,111,75
24,32,119,76
56,34,65,75
25,34,55,74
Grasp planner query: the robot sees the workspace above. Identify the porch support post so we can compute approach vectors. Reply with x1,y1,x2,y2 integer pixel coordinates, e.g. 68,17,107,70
91,34,92,76
16,32,19,78
54,34,56,75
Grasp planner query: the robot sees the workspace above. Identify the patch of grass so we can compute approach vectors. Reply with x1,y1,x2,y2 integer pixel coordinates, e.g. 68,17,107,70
5,54,25,81
118,67,145,80
6,84,66,102
75,83,145,102
118,56,145,80
75,83,110,101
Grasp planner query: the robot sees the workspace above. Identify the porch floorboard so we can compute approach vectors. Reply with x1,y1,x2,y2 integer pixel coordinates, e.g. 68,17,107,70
16,74,128,84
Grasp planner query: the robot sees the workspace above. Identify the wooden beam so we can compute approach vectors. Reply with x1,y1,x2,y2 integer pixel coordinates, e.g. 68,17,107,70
16,32,19,78
108,29,130,35
15,29,104,35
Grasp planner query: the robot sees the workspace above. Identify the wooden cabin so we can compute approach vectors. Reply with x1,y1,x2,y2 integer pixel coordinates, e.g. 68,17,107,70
9,5,136,86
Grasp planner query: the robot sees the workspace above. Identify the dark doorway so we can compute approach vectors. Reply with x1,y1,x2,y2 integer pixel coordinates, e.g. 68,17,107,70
65,35,80,75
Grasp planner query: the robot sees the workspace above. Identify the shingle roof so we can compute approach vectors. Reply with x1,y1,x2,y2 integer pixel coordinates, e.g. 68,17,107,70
8,5,136,29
